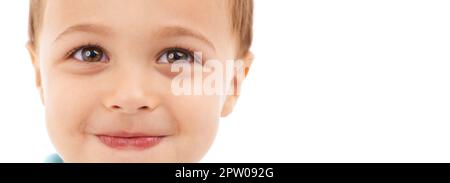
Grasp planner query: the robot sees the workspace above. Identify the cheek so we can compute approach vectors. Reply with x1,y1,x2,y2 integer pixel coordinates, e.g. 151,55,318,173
43,71,99,155
171,95,221,130
164,95,222,160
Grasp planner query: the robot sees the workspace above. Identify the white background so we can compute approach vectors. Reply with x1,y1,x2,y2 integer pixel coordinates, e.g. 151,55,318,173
0,0,449,162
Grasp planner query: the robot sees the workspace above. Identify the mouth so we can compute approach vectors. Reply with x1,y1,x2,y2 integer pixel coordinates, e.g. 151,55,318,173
96,132,165,150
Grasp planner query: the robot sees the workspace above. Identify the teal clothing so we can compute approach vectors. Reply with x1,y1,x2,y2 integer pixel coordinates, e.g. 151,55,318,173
44,154,64,163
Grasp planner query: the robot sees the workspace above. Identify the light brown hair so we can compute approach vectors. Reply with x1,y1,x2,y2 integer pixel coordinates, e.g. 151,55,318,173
28,0,253,58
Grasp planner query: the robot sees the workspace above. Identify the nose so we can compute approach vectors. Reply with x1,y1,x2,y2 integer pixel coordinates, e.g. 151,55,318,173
107,89,159,114
104,69,160,114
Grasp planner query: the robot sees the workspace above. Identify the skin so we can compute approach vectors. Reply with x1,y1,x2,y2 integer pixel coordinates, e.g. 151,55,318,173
26,0,252,162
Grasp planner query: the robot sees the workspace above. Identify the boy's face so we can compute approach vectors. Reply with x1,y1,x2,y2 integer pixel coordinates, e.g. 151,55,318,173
28,0,248,162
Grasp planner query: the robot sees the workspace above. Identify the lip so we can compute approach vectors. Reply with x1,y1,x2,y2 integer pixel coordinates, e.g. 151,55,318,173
96,132,165,150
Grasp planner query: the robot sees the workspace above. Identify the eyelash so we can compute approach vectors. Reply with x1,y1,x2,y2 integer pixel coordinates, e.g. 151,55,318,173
65,43,199,64
156,46,198,63
65,43,107,63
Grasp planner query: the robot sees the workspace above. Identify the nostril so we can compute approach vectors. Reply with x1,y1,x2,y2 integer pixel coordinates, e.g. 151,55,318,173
109,105,151,112
111,105,121,109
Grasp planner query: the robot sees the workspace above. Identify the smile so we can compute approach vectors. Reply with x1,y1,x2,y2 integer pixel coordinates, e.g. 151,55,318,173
96,132,165,150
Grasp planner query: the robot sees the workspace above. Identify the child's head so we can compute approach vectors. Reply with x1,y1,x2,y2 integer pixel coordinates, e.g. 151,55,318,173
27,0,253,162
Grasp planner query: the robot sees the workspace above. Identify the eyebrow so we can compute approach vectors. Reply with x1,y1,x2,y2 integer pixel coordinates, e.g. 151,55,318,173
54,23,216,51
54,24,112,42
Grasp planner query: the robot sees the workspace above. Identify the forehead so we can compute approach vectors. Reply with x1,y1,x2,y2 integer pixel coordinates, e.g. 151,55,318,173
40,0,234,54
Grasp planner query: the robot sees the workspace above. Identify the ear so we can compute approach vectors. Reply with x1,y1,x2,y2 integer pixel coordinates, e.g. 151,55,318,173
26,42,45,105
221,52,254,117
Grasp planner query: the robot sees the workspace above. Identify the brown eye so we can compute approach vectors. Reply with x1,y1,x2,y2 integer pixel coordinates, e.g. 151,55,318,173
157,48,193,64
72,45,108,63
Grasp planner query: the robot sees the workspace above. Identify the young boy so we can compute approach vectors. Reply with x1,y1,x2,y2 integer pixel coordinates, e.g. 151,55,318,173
26,0,253,163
